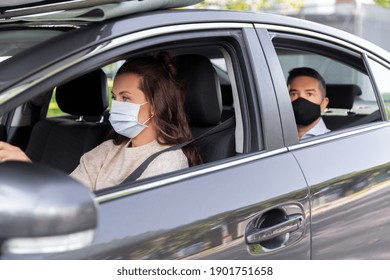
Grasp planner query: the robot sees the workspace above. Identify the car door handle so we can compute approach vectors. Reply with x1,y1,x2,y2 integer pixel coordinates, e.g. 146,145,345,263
246,214,304,244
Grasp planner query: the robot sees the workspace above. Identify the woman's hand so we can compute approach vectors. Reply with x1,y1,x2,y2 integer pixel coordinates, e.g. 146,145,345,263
0,141,31,162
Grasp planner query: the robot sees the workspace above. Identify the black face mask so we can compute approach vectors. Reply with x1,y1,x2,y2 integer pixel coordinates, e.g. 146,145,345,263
292,97,321,126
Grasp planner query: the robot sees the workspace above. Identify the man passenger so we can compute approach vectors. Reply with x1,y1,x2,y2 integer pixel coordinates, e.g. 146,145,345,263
287,67,330,140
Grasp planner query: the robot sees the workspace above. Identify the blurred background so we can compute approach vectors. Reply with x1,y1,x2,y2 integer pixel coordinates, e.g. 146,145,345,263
191,0,390,52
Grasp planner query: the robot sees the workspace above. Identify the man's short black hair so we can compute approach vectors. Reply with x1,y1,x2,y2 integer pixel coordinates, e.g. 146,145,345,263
287,67,327,98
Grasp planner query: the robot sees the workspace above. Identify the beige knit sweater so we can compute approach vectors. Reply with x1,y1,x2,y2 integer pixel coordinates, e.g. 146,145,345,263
70,139,188,191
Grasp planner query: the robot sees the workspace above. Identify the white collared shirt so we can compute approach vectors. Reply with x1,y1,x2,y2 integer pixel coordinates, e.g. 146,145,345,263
301,118,330,140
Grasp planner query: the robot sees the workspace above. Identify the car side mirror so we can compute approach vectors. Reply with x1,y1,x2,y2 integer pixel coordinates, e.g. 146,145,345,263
0,161,97,257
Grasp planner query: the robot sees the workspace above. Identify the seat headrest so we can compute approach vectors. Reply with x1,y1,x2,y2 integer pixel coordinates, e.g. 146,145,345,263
176,54,222,126
56,69,108,116
326,84,361,110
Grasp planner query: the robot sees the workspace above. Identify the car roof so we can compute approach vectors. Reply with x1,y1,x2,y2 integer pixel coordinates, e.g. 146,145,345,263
0,0,203,22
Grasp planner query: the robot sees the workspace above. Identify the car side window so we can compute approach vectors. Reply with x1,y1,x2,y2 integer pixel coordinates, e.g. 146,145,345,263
273,37,382,133
0,25,261,193
367,58,390,120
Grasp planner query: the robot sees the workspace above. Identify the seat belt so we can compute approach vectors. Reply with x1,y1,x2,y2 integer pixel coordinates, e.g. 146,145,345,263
120,116,235,184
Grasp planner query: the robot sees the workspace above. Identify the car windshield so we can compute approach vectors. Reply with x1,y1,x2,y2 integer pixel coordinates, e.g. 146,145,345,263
0,29,63,62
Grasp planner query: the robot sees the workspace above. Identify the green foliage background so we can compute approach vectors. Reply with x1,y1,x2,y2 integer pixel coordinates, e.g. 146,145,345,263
374,0,390,8
194,0,304,11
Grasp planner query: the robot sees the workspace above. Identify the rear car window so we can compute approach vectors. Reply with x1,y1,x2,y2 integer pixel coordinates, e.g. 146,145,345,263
274,42,382,132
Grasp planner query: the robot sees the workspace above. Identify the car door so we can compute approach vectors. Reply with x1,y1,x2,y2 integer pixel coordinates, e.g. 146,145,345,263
259,23,390,259
0,17,310,259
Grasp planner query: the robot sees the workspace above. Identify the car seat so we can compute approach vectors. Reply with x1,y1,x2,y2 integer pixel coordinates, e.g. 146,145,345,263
322,84,362,130
175,54,236,163
25,69,110,173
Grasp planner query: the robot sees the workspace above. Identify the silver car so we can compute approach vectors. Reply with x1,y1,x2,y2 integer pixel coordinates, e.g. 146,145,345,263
1,0,390,260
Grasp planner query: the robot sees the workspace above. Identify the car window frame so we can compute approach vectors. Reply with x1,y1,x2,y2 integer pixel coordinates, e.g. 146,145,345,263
365,56,390,121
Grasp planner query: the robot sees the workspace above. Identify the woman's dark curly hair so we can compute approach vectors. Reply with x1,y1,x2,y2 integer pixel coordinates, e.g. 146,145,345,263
108,51,202,167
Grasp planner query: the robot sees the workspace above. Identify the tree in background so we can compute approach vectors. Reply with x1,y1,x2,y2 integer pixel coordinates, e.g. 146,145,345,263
374,0,390,7
194,0,304,13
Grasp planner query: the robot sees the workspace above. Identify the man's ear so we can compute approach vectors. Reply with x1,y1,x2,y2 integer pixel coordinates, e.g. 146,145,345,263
321,97,329,113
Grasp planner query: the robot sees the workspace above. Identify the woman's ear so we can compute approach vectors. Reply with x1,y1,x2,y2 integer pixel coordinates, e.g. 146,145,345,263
150,105,155,117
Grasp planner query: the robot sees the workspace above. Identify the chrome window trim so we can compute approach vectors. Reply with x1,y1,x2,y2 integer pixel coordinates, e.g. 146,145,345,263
288,122,390,151
366,53,390,69
254,24,377,59
96,147,288,203
0,22,251,106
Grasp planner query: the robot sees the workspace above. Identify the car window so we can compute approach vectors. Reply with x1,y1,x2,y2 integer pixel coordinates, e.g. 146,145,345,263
39,44,245,192
367,58,390,120
0,23,262,194
95,39,255,193
273,36,382,133
88,48,241,192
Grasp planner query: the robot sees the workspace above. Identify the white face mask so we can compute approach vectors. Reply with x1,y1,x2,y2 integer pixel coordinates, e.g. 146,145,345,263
109,100,152,139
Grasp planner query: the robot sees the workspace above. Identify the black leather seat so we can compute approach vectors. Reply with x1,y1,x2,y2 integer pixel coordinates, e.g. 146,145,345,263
25,69,110,173
326,84,361,110
176,54,235,163
323,84,362,130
